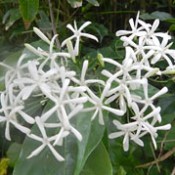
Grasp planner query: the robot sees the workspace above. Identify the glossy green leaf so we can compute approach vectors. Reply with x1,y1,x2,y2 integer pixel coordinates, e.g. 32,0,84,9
19,0,39,29
13,119,78,175
74,109,106,175
80,142,113,175
13,102,106,175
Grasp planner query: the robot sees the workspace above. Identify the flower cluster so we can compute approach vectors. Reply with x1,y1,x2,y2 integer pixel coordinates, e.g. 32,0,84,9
0,21,99,161
107,12,173,150
0,13,173,161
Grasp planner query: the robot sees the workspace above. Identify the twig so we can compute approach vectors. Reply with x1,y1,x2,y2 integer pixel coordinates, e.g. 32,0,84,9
150,143,160,172
158,131,170,158
48,0,61,49
171,166,175,175
136,146,175,168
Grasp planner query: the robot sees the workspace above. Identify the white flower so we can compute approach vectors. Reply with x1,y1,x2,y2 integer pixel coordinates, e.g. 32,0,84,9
25,42,70,71
109,120,143,151
134,82,168,122
0,54,28,88
139,19,171,45
53,105,82,144
131,102,171,149
14,60,57,101
84,83,124,125
0,93,32,140
116,11,147,40
147,37,175,68
27,117,65,161
61,21,98,55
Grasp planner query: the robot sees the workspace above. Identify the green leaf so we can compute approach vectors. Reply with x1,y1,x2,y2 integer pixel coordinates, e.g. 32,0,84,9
74,108,106,175
19,0,39,29
80,142,113,175
140,11,173,21
169,24,175,32
86,0,99,6
87,23,108,42
36,10,52,30
67,0,82,8
7,143,22,167
13,120,78,175
2,9,21,30
13,102,105,175
116,166,126,175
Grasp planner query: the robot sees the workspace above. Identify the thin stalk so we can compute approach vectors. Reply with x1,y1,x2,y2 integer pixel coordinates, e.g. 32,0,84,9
48,0,61,49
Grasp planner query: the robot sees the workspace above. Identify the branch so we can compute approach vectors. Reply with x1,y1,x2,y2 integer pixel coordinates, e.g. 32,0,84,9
136,146,175,168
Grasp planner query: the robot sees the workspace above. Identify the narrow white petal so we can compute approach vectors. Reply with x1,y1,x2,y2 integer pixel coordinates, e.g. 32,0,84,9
151,54,161,64
61,36,76,47
151,87,168,100
81,33,98,42
27,144,46,159
102,106,124,116
48,144,65,161
33,27,50,45
101,82,111,100
109,131,124,139
41,105,58,122
152,19,159,32
60,79,70,100
79,21,91,31
53,128,65,146
81,60,88,82
53,52,71,58
18,111,35,124
119,95,126,113
28,133,43,142
74,36,80,56
151,135,157,149
35,117,47,139
103,58,121,67
91,109,99,121
105,94,119,104
24,44,42,57
64,96,87,104
5,122,11,141
155,124,171,131
70,126,82,141
60,106,71,129
101,70,113,78
98,109,104,125
116,30,132,36
68,104,83,119
123,133,129,151
28,61,39,80
143,107,161,121
132,136,144,147
66,24,76,33
11,120,30,134
20,85,36,100
49,34,58,53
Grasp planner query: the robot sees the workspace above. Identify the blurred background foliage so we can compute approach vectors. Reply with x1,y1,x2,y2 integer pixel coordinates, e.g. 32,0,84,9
1,0,175,175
